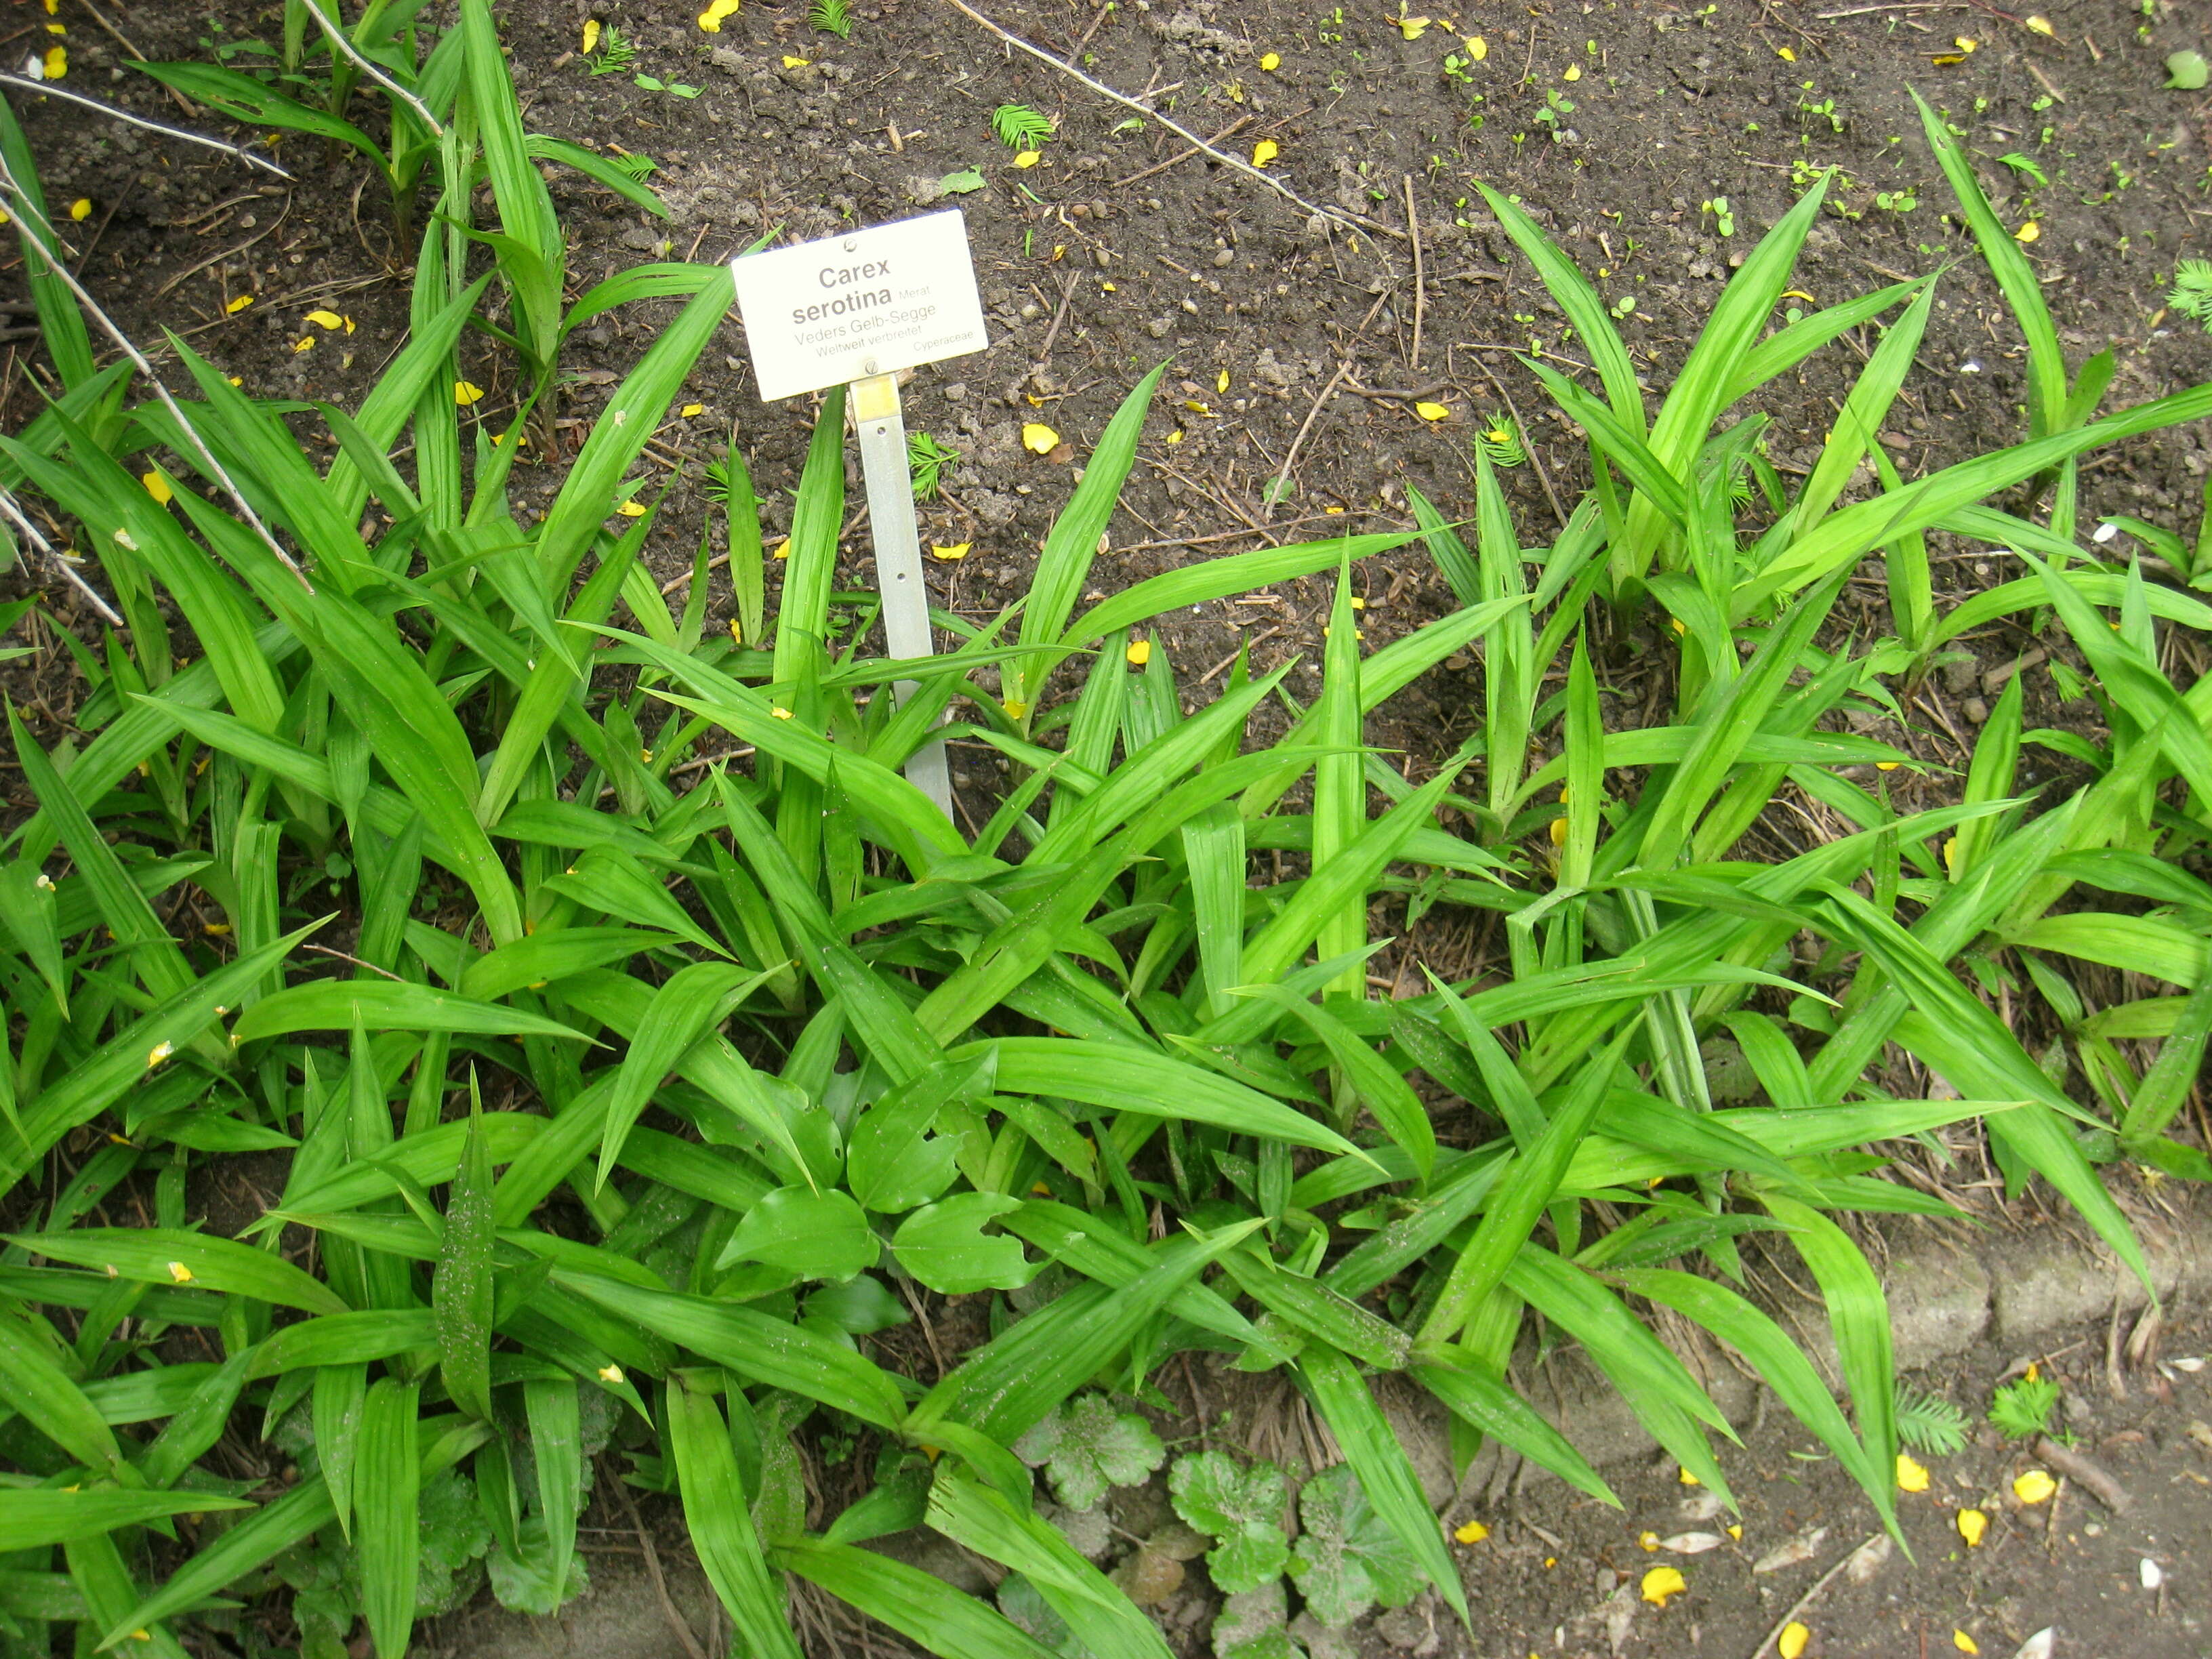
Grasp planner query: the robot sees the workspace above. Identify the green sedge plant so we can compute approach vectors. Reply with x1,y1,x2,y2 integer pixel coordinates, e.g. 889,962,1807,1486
0,66,2198,1659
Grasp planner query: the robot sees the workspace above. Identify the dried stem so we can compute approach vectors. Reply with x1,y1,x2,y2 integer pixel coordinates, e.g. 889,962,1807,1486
938,0,1397,243
0,77,292,180
298,0,447,138
0,487,124,626
0,156,313,590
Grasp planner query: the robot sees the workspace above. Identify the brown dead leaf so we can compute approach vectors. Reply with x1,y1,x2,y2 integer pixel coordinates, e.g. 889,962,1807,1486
1753,1525,1828,1575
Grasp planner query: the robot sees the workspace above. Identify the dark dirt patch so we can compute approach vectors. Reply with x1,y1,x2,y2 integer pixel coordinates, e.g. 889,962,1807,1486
1431,1301,2212,1659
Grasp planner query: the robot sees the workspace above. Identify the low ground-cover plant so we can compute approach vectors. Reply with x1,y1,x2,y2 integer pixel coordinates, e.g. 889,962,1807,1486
0,49,2205,1659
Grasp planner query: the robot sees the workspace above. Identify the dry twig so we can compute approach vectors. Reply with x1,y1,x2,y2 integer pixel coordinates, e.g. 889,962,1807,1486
0,487,123,626
0,77,291,179
939,0,1396,241
298,0,447,136
1263,360,1349,523
0,155,312,590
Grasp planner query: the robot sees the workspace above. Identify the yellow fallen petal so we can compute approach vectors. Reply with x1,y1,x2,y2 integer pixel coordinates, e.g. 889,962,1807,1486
1563,63,1581,81
771,707,794,719
1877,760,1900,772
2025,1361,2040,1381
1778,44,1797,60
1014,150,1042,168
1216,369,1230,393
782,54,811,67
68,197,90,221
1414,401,1450,421
142,471,172,505
681,402,705,417
1778,1624,1810,1659
597,1363,623,1382
43,45,66,79
167,1260,193,1284
1954,1633,1980,1655
1467,34,1486,59
1395,16,1432,40
305,308,345,329
1942,837,1957,872
931,542,971,560
617,501,648,517
1126,638,1152,665
772,538,790,560
583,18,602,53
2014,220,2039,243
1896,1453,1930,1492
455,380,484,405
2024,15,2053,36
1549,816,1569,846
1678,1467,1699,1486
1253,138,1280,167
1021,422,1060,455
2012,1469,2057,1505
292,336,316,353
1957,1508,1988,1547
1165,429,1184,445
1637,1530,1660,1552
147,1041,174,1069
1726,1523,1742,1541
1260,51,1282,70
226,294,254,314
1954,35,1977,52
1002,699,1027,719
1639,1566,1686,1608
1453,1519,1489,1544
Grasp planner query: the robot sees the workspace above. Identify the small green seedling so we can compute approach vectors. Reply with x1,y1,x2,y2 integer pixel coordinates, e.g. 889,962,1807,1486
2169,259,2212,329
1895,1386,1968,1456
993,102,1055,148
907,431,961,500
1702,195,1736,235
811,0,854,38
1477,412,1526,466
2167,50,2209,89
1999,152,2049,187
1988,1370,2060,1441
587,25,638,75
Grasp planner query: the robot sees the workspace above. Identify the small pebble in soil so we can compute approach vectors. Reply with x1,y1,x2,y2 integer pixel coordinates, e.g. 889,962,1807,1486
1963,697,1990,724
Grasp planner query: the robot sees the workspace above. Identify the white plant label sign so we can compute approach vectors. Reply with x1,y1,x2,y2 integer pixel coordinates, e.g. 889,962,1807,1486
728,209,990,402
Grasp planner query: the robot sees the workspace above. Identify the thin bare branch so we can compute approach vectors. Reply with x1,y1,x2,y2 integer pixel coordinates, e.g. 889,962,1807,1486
937,0,1399,243
0,157,313,590
298,0,446,138
0,486,125,626
0,76,293,180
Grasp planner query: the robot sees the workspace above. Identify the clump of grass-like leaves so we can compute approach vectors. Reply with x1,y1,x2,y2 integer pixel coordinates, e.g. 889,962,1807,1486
0,32,2205,1659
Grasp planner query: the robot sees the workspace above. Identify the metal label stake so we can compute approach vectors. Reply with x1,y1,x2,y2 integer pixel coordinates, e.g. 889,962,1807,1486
850,371,952,818
725,209,992,823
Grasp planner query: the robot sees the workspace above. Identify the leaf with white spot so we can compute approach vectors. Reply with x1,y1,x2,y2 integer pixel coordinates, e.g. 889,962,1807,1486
1013,1394,1166,1512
